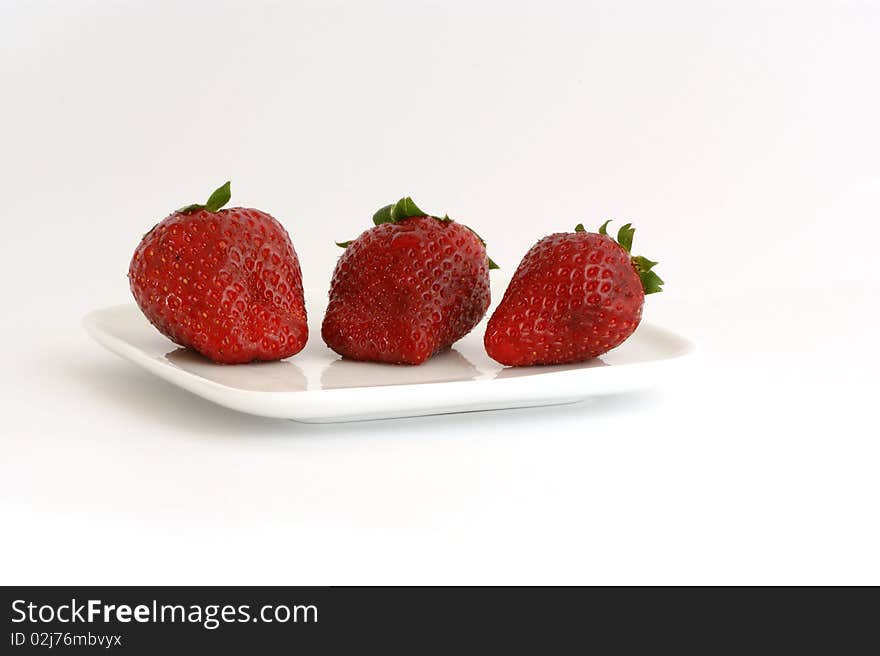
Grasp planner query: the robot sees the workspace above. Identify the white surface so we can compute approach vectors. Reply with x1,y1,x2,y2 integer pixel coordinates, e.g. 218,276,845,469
1,1,879,584
83,299,693,422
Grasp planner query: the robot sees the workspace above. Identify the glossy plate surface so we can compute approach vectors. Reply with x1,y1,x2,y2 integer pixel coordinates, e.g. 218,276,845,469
83,290,694,423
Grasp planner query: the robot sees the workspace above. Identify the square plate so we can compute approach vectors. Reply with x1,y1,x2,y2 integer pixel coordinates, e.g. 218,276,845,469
83,290,694,423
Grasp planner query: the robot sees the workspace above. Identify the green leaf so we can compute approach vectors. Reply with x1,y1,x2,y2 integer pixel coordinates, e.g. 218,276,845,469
598,220,612,236
639,269,664,295
372,204,395,225
204,181,232,212
335,240,354,248
487,256,500,270
574,223,586,232
393,196,424,220
617,222,635,252
373,197,428,225
178,180,232,214
631,255,658,272
631,254,663,294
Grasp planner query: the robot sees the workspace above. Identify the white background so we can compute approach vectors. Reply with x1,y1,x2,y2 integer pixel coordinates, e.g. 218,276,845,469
1,1,878,584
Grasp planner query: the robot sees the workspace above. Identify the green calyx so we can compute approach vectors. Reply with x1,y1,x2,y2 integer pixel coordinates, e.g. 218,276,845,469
372,197,428,225
337,196,499,270
178,181,232,214
585,220,664,294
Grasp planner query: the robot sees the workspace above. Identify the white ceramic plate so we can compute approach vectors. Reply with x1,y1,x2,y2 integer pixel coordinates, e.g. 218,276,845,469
83,289,694,423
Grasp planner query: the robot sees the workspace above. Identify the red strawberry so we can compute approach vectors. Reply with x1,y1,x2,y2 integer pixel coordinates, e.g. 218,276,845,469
484,221,663,366
128,181,308,364
322,197,496,365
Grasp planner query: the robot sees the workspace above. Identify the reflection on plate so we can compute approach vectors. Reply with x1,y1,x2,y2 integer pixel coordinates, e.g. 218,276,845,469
493,358,606,379
165,348,307,393
321,349,479,389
